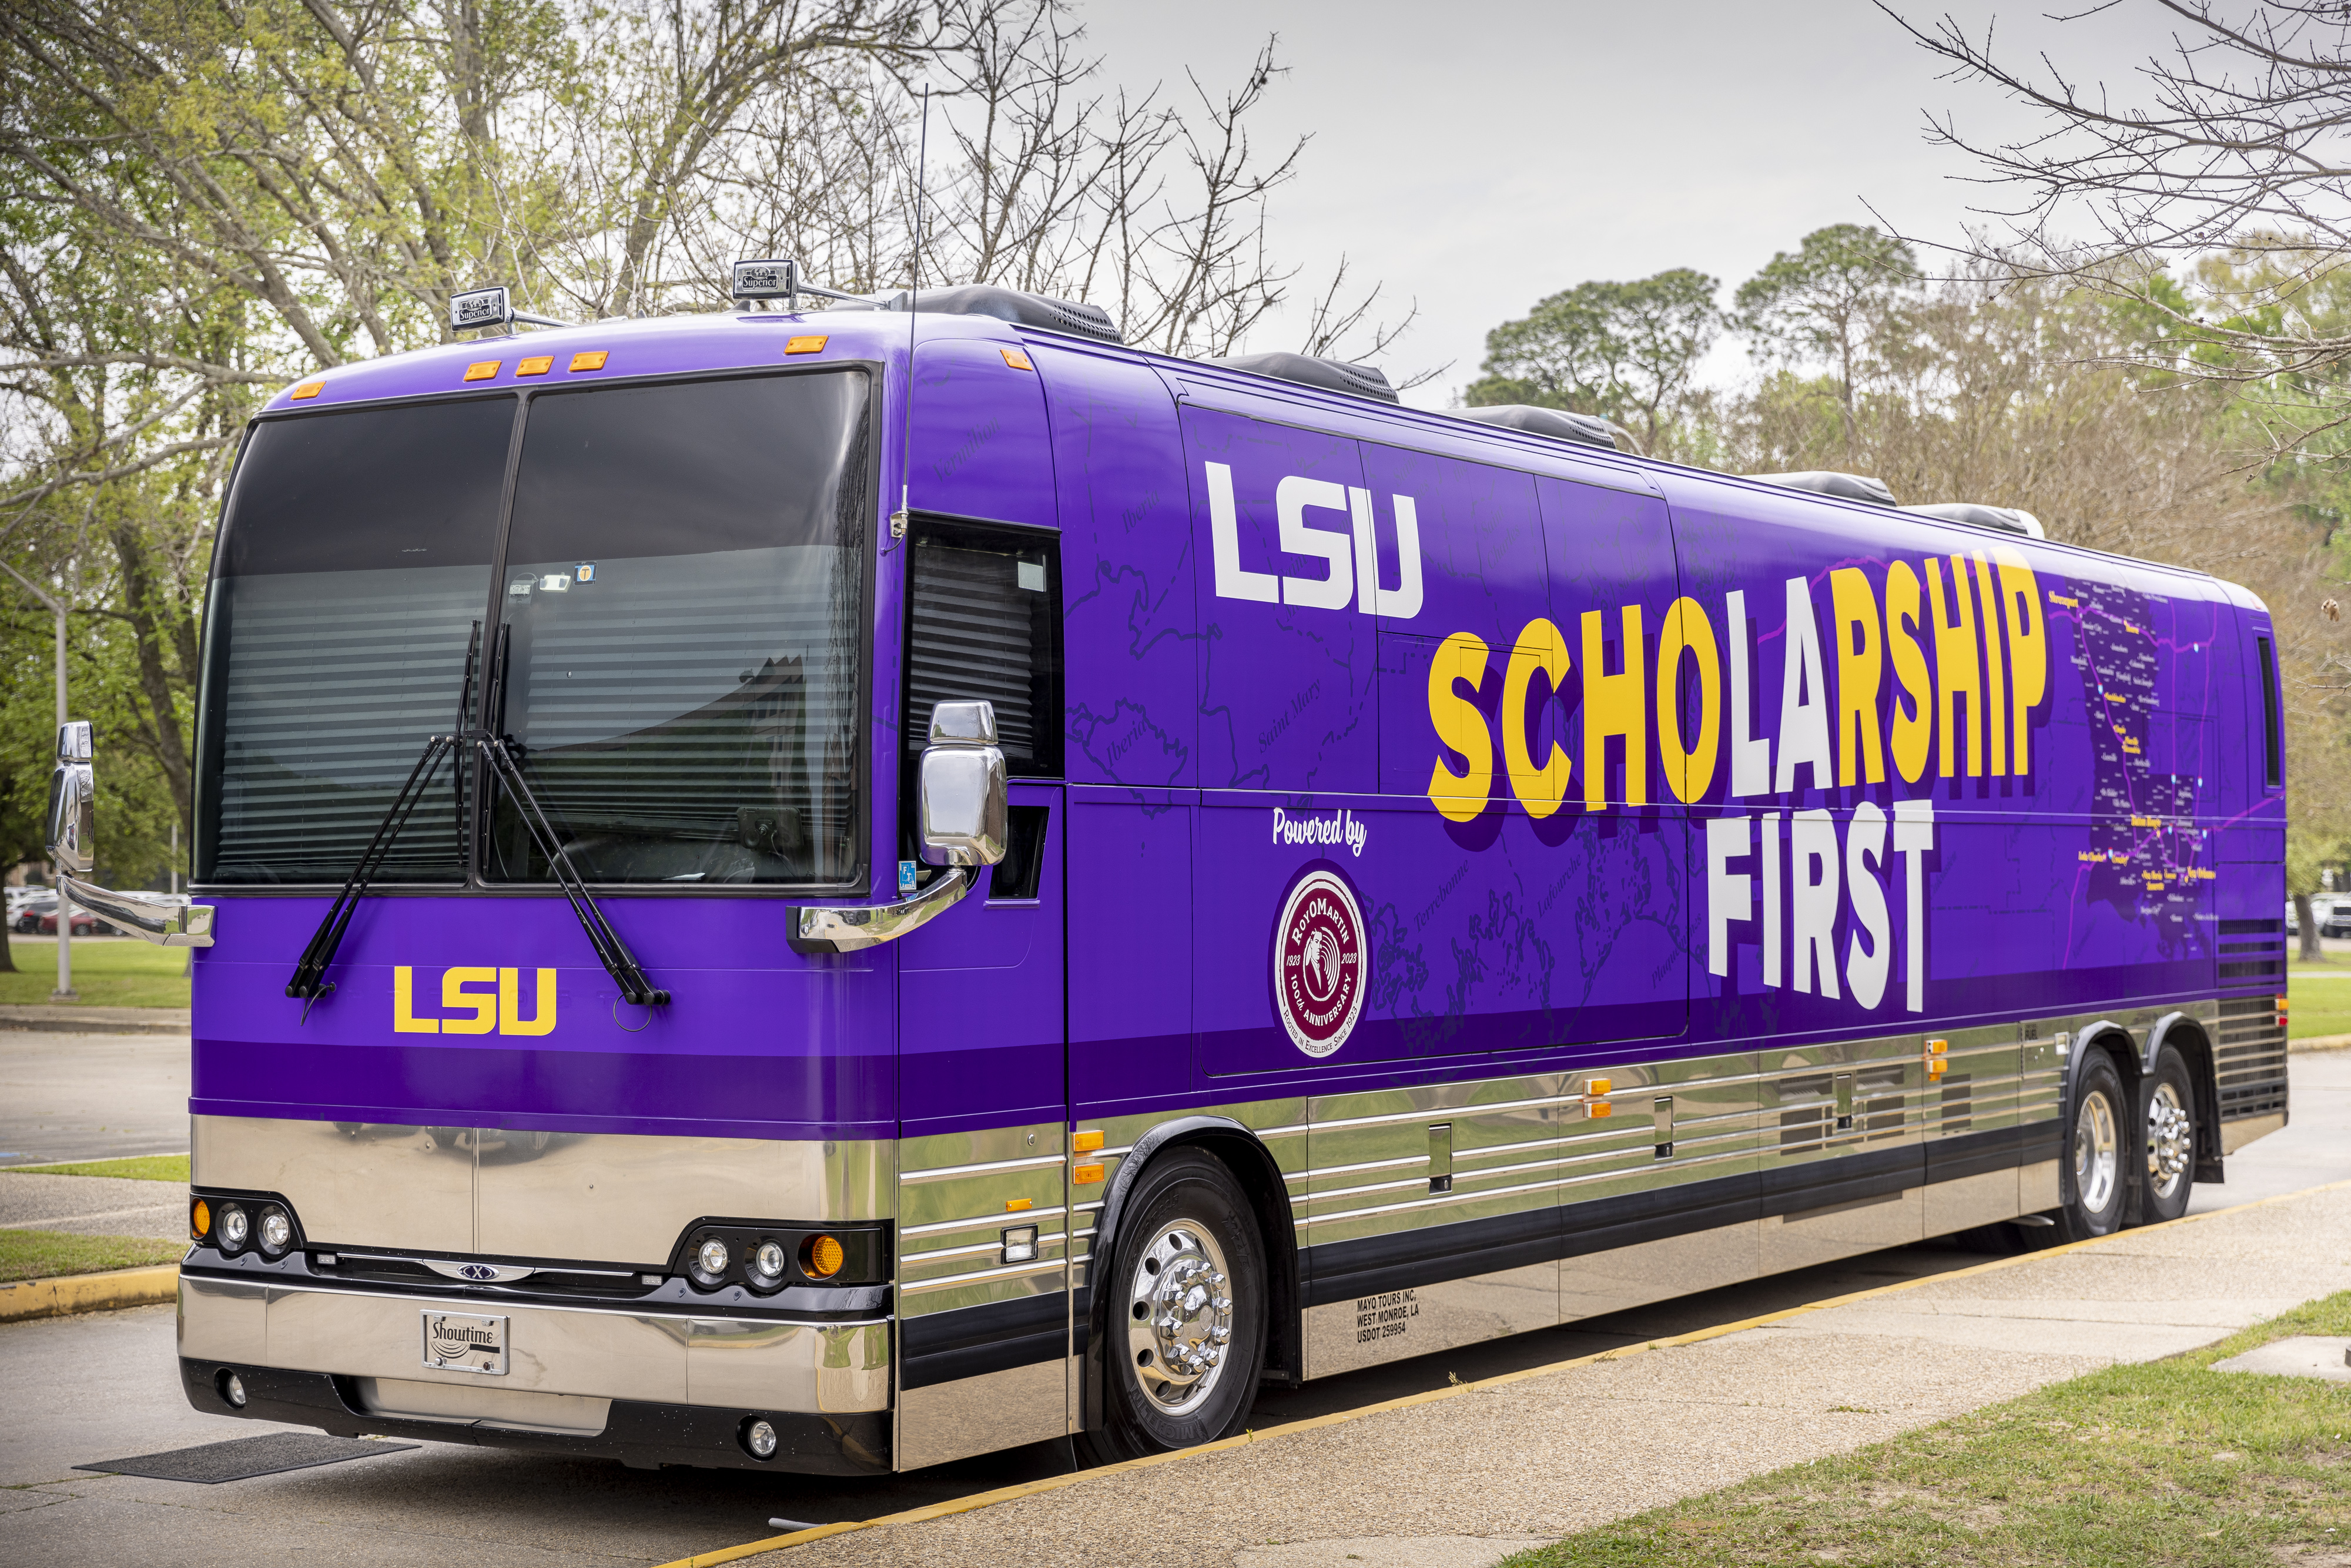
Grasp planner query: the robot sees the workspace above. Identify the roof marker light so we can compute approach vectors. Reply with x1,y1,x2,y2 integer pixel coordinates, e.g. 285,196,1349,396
570,351,608,372
1000,347,1035,371
785,335,829,355
289,381,323,401
516,356,553,376
463,361,501,383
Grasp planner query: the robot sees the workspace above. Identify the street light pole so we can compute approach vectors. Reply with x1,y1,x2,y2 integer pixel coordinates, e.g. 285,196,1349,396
51,592,74,1001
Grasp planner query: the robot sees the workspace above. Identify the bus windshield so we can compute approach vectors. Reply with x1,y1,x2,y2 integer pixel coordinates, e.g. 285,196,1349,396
197,369,870,888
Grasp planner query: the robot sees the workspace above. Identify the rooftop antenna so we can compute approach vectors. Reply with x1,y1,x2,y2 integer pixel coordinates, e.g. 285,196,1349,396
890,83,931,544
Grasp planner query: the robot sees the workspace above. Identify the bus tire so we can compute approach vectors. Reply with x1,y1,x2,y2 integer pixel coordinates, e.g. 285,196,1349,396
2054,1048,2129,1242
1080,1147,1267,1465
2139,1043,2198,1225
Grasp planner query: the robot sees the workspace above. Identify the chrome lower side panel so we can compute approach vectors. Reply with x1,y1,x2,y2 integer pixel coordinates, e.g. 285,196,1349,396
2221,1111,2286,1154
1558,1222,1759,1322
178,1274,890,1413
1302,1261,1554,1380
192,1116,892,1265
896,1357,1065,1471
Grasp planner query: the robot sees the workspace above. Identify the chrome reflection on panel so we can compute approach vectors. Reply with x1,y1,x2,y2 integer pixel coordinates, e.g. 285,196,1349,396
1301,1261,1555,1381
193,1116,891,1264
896,1123,1067,1319
175,1275,889,1413
355,1376,609,1435
474,1131,890,1263
896,1359,1064,1472
1560,1219,1761,1324
178,1272,267,1363
688,1317,890,1413
195,1118,473,1254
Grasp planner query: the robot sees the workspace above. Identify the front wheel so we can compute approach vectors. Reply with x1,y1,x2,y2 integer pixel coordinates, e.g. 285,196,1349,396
2140,1044,2198,1224
1079,1147,1267,1465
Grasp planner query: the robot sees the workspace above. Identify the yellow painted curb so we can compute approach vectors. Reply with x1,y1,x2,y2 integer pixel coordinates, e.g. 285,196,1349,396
0,1264,179,1324
658,1174,2351,1568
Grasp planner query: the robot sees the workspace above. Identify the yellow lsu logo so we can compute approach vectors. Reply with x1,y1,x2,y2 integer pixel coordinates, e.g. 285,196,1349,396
393,966,557,1036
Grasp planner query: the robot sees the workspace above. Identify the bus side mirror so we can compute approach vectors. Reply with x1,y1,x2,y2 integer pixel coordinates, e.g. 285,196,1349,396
918,701,1007,867
46,721,95,876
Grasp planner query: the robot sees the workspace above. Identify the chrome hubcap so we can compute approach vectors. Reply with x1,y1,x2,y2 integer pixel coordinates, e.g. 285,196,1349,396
2075,1087,2119,1214
1126,1222,1233,1416
2146,1081,2193,1198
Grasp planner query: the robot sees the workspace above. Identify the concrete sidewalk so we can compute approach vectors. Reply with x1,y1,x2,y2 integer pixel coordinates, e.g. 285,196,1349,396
746,1179,2351,1568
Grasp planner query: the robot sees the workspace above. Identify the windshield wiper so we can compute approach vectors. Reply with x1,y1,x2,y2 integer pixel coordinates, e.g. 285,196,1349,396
285,624,671,1017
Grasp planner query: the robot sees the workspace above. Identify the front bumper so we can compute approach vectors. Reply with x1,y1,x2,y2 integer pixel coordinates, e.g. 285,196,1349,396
179,1270,892,1474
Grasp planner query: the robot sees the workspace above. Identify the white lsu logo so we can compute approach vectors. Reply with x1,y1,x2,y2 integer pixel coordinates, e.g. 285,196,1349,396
1204,461,1424,619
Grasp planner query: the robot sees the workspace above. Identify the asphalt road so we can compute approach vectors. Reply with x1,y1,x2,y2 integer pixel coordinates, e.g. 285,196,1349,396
0,1030,189,1167
1,1050,2344,1566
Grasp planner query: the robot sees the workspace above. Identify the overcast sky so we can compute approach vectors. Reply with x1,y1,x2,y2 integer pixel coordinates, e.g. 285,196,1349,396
1077,0,2178,406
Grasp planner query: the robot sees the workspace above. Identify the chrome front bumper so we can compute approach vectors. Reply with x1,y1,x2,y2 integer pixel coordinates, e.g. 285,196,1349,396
178,1272,890,1417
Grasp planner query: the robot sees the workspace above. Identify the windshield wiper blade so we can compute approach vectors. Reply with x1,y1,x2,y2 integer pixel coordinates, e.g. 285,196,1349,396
476,622,668,1009
284,733,454,1018
286,624,483,1018
284,622,671,1017
475,735,669,1007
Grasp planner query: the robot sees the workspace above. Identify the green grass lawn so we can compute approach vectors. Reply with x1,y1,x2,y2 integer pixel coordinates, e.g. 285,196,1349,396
0,1229,183,1282
1499,1290,2351,1568
2,1155,189,1181
0,938,189,1010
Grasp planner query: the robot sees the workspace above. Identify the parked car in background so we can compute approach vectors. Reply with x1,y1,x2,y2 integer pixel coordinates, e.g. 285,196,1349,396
10,893,112,936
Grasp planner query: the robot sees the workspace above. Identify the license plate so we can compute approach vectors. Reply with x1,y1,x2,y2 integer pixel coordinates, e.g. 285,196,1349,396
421,1311,509,1375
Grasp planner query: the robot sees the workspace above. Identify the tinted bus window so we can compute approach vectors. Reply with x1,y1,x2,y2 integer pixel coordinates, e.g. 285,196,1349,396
197,396,511,883
485,371,870,885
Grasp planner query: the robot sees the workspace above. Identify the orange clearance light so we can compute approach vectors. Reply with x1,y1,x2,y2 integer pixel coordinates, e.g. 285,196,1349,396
1585,1077,1614,1117
569,350,608,372
1073,1163,1106,1185
463,360,501,382
289,381,324,400
802,1234,845,1279
1000,347,1036,371
1073,1130,1105,1154
516,355,554,376
785,334,829,355
190,1197,211,1241
1004,1198,1033,1213
1927,1038,1950,1081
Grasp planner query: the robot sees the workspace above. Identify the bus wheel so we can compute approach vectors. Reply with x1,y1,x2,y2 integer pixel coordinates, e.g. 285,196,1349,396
2048,1048,2129,1243
1081,1147,1267,1465
2139,1044,2198,1225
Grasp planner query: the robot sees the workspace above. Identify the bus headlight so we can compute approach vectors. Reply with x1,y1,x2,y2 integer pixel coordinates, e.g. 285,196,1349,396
690,1236,732,1287
215,1204,250,1254
746,1239,788,1292
257,1205,294,1258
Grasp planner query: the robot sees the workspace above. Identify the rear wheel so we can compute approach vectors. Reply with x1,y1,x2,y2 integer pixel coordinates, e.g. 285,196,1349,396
2052,1048,2129,1242
1079,1147,1266,1465
2140,1044,2197,1224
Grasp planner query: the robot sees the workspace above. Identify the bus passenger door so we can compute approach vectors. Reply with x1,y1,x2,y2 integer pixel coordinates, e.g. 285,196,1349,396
892,516,1071,1469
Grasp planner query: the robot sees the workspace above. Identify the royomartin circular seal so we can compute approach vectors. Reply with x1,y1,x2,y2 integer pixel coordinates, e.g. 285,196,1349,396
1275,870,1367,1057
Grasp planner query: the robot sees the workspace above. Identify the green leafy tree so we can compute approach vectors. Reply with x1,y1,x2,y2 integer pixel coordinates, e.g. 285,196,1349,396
1465,269,1721,453
1734,224,1920,451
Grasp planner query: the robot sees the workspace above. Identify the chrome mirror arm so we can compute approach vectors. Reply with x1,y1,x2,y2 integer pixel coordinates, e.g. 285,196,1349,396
788,865,974,955
58,875,214,947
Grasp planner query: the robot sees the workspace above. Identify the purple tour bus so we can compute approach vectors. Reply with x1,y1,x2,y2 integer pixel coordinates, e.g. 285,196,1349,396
47,269,2288,1475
